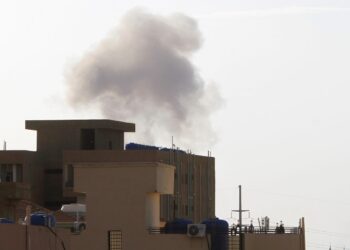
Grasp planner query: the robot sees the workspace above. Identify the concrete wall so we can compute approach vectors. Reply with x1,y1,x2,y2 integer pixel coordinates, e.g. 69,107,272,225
95,128,124,150
63,149,216,223
70,162,209,250
36,127,80,207
36,127,126,208
243,234,304,250
0,151,42,202
0,224,70,250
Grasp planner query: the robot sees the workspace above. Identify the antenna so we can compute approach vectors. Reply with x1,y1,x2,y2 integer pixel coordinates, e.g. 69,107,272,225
231,185,250,250
3,141,6,150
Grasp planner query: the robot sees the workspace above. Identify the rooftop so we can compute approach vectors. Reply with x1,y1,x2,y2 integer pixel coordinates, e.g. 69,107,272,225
25,119,135,132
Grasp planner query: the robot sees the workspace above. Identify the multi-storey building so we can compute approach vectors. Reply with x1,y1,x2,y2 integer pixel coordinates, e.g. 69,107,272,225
0,119,306,250
0,119,215,222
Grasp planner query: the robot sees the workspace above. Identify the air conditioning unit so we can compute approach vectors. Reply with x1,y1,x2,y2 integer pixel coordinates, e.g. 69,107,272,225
187,224,206,237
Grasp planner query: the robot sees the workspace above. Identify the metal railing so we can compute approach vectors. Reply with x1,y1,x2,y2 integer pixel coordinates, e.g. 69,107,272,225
148,226,301,250
229,226,301,235
148,226,301,235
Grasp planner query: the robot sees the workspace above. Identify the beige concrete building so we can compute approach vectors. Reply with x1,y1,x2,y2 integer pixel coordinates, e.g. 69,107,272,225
0,119,214,223
0,119,305,250
63,148,215,223
67,160,305,250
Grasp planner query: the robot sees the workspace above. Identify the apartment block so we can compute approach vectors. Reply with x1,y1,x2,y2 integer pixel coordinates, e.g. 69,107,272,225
0,119,214,222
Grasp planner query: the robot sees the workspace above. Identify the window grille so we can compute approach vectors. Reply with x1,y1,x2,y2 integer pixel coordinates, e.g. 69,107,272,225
108,230,122,250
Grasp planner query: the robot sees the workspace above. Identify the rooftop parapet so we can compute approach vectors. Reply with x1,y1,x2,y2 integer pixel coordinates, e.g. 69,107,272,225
25,119,135,132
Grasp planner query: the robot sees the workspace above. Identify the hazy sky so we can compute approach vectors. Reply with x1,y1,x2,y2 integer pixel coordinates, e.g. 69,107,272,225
1,1,350,249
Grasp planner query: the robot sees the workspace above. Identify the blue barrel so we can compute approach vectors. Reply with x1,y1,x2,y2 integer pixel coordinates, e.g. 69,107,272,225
202,218,229,250
165,218,193,234
0,218,14,224
30,212,56,227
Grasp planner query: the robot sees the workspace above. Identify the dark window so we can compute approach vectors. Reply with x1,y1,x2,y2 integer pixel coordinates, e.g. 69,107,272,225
66,164,74,187
44,201,62,210
109,230,122,250
81,129,95,150
44,169,63,174
0,164,13,182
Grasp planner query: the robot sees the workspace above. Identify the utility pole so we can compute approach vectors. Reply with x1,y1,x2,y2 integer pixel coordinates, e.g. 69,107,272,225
231,185,249,250
239,185,243,250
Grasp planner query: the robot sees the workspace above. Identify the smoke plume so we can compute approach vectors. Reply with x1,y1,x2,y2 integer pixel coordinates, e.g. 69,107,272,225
66,9,222,151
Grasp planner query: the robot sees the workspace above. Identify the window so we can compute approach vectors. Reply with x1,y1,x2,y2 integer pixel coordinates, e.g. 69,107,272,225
0,164,13,182
81,129,95,150
66,164,74,187
109,230,122,250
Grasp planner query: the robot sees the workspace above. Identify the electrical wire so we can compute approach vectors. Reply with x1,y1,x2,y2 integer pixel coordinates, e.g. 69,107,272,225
307,241,348,250
45,226,66,250
307,228,350,239
245,187,350,207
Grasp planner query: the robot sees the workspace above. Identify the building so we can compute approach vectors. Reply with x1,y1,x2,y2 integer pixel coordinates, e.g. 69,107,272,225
0,119,305,250
67,159,305,250
0,119,215,223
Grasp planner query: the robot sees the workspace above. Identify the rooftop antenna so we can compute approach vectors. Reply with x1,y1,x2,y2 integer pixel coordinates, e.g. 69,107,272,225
3,141,6,151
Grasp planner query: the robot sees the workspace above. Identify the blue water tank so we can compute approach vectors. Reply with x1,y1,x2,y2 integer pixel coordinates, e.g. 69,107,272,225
165,218,193,234
126,143,159,151
0,218,14,224
202,218,229,250
30,212,56,227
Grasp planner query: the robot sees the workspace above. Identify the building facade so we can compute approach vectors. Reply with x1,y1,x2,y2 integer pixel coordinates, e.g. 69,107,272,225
0,119,306,250
0,119,215,223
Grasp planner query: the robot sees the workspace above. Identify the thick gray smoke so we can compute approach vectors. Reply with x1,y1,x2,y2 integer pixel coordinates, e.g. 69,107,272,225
66,9,222,151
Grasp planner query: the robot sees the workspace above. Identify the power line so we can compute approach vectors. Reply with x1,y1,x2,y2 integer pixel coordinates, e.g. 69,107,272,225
245,187,350,207
307,228,350,239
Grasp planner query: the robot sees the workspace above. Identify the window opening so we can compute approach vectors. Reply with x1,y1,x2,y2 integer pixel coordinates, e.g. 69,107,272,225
109,230,122,250
81,129,95,150
66,164,74,187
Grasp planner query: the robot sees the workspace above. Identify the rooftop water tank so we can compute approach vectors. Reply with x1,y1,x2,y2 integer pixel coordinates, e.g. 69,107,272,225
30,212,56,228
165,218,193,234
202,218,229,250
126,143,159,150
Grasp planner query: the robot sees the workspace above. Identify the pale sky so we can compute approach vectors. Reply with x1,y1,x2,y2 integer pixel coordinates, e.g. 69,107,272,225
1,1,350,249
